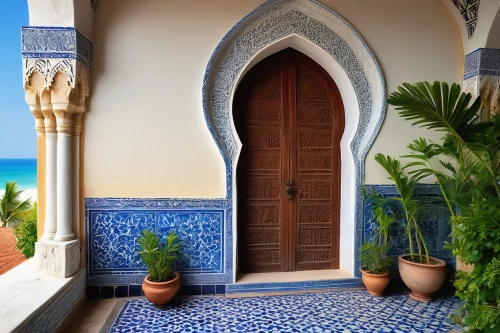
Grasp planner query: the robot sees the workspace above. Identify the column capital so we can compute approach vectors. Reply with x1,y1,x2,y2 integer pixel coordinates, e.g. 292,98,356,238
22,27,92,128
72,113,83,136
42,110,56,134
31,109,45,137
54,110,74,135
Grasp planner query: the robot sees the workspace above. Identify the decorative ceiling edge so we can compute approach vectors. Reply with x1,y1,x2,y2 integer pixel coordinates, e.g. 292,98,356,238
451,0,481,39
91,0,99,12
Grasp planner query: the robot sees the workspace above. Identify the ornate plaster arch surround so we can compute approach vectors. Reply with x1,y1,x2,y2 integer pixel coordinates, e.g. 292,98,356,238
203,0,386,279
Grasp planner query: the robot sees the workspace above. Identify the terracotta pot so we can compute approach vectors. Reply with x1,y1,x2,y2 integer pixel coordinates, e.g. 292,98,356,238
398,255,446,302
360,268,389,296
142,272,180,306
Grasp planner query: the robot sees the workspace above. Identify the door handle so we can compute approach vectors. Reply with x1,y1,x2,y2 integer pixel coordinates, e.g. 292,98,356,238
286,180,298,200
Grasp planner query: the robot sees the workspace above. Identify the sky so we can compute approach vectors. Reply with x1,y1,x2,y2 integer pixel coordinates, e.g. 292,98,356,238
0,1,34,158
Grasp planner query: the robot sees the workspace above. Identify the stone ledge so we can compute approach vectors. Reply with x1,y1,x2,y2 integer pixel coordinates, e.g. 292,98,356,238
0,259,85,333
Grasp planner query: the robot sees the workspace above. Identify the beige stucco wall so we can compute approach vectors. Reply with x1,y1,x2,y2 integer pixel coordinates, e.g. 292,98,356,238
85,0,463,198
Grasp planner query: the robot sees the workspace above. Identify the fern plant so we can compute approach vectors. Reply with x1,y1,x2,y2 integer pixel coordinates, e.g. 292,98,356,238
360,189,396,274
137,230,182,282
387,81,500,332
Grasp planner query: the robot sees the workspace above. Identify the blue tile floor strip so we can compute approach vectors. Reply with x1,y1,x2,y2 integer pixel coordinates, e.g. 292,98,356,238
226,278,364,295
109,290,461,333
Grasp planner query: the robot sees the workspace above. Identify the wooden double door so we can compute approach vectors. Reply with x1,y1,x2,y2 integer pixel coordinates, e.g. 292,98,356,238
235,48,345,273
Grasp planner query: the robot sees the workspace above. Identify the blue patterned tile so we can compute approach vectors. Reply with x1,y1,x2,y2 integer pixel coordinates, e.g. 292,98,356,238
21,26,93,68
110,291,461,333
226,278,363,295
87,209,225,275
363,185,454,268
464,48,500,79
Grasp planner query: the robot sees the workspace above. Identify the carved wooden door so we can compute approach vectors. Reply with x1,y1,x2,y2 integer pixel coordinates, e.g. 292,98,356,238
235,48,344,273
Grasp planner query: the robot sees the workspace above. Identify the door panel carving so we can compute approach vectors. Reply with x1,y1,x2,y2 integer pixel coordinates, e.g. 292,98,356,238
235,62,285,273
235,49,343,273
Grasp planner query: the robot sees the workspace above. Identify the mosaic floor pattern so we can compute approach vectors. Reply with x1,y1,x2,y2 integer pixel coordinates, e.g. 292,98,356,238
109,290,460,333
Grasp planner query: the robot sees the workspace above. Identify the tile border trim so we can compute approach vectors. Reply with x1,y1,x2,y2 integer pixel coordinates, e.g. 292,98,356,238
21,26,93,68
464,48,500,80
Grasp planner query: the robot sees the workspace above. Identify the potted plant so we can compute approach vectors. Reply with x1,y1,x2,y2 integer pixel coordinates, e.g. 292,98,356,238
374,153,446,302
387,81,500,330
137,230,182,307
360,190,396,296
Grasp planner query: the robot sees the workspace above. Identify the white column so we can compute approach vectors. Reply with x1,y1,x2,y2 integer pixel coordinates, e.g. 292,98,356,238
41,110,57,240
72,113,82,240
54,110,75,242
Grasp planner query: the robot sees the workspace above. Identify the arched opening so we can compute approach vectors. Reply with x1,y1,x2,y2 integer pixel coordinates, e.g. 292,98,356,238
202,0,386,282
234,48,345,274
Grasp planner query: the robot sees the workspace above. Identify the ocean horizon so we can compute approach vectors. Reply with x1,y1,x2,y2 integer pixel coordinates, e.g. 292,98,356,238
0,159,37,190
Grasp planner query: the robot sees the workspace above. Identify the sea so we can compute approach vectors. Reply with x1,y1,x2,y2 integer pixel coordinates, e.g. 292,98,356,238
0,159,37,190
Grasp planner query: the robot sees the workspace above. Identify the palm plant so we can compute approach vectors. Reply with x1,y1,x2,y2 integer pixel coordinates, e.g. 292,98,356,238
137,230,182,282
388,81,500,200
374,153,429,263
387,81,500,332
0,182,32,228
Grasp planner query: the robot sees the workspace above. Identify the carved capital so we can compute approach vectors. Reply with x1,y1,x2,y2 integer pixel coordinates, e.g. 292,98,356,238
42,110,57,134
31,109,45,137
72,113,83,136
54,110,74,135
24,59,91,113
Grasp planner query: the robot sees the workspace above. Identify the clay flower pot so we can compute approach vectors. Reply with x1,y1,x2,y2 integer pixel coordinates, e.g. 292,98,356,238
142,272,180,307
360,268,389,296
398,255,446,302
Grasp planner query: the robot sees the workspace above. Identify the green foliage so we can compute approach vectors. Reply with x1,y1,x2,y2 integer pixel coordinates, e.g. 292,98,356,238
387,80,500,332
137,230,182,282
452,197,500,332
360,189,396,274
374,153,430,263
14,203,37,258
0,182,32,227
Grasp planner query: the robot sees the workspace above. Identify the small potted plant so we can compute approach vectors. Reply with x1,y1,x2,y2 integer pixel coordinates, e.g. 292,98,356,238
137,230,182,306
374,153,446,302
360,190,395,296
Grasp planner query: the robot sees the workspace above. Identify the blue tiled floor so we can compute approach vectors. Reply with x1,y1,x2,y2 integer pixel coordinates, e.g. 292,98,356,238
109,290,461,333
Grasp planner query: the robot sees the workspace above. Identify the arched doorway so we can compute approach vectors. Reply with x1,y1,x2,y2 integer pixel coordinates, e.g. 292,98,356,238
234,48,345,273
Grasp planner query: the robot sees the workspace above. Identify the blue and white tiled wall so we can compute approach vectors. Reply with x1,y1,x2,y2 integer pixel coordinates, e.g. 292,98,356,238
363,185,454,268
85,197,233,298
85,184,454,298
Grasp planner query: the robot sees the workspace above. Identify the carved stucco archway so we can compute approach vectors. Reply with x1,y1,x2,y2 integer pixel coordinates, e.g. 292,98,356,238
203,0,386,279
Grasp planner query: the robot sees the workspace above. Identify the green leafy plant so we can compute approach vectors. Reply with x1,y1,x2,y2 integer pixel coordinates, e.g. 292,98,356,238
374,153,430,264
360,190,396,274
14,202,37,258
387,81,500,332
0,182,32,228
137,230,182,282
